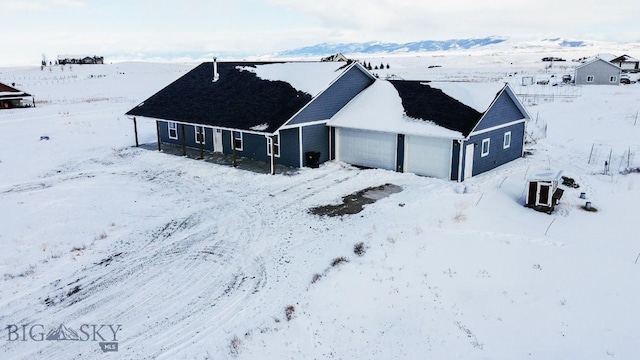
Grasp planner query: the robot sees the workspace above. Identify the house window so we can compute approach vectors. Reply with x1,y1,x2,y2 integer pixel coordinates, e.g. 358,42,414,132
586,76,594,82
195,126,205,144
233,131,243,151
168,122,178,139
481,138,490,157
266,134,280,157
503,131,511,149
610,76,617,83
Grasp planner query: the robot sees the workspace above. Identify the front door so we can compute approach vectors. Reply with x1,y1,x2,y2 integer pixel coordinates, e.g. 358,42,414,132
213,129,223,153
464,144,474,180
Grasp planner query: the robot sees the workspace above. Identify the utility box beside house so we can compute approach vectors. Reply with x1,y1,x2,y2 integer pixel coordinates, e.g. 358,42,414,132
525,170,564,214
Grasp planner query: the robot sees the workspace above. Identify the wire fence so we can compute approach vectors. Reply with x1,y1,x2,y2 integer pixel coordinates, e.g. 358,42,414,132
588,143,640,173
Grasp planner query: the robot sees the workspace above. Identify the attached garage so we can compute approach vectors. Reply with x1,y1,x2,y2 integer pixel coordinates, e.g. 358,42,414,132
336,128,397,170
404,136,452,179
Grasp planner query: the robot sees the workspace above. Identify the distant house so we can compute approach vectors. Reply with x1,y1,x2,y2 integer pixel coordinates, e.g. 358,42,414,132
126,61,376,174
609,54,639,71
328,81,529,181
57,55,104,65
574,58,621,85
0,82,34,109
321,53,349,62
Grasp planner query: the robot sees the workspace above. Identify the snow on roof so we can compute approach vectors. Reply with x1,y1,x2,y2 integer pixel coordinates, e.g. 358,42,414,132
249,123,269,131
328,80,463,139
595,53,617,62
237,62,348,96
527,169,563,182
612,54,640,62
425,82,505,112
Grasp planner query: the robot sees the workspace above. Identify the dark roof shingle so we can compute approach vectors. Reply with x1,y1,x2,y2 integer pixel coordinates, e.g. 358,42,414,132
126,62,315,133
389,80,484,136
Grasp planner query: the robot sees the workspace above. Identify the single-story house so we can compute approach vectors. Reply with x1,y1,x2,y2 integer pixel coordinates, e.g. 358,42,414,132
127,61,529,181
327,80,528,181
126,61,376,174
0,82,34,109
609,54,639,71
574,58,621,85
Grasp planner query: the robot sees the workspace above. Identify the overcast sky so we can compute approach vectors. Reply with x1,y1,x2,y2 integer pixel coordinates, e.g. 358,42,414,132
2,0,638,65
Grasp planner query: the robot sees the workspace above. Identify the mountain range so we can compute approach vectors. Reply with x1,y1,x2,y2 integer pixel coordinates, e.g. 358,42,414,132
102,36,636,64
274,36,589,57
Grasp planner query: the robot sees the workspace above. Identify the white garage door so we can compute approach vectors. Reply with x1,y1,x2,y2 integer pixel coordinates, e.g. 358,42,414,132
405,135,452,179
337,128,396,170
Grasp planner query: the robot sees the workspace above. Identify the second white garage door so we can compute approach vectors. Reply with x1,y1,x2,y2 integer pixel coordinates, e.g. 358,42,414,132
404,135,452,179
336,128,397,170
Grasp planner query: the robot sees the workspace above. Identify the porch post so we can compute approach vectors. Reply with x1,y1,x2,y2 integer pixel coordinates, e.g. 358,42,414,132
232,132,237,167
198,127,204,160
133,117,139,147
270,135,276,175
156,121,162,151
181,124,186,156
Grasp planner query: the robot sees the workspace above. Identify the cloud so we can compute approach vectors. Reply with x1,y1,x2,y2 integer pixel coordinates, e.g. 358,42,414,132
261,0,637,42
0,0,86,12
51,0,87,8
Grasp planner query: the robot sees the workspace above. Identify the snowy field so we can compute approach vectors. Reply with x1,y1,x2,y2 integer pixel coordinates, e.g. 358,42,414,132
1,46,640,359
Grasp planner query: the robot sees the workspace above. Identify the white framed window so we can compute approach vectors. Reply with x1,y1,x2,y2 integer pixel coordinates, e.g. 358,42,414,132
586,75,594,82
233,131,243,151
266,134,280,157
195,126,205,144
481,138,490,157
168,122,178,139
503,131,511,149
609,76,617,83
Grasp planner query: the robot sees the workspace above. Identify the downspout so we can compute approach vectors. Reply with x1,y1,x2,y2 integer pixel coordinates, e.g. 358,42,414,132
457,139,464,182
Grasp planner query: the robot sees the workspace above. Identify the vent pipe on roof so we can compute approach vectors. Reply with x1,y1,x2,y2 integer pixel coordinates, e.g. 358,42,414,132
212,57,219,82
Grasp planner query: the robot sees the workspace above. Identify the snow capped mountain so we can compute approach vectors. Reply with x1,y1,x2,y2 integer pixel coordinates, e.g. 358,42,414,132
541,37,588,47
276,36,509,57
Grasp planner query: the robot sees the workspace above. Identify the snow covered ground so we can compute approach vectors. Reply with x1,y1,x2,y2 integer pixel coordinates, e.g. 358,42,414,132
1,47,639,359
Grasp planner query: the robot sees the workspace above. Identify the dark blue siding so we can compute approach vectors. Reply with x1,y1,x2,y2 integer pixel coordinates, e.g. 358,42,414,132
221,130,269,162
279,127,300,167
450,140,461,181
473,88,526,132
287,66,374,125
302,124,330,165
462,121,524,179
158,121,214,150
